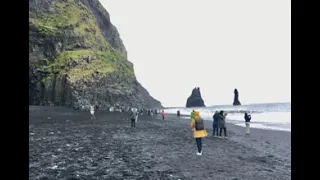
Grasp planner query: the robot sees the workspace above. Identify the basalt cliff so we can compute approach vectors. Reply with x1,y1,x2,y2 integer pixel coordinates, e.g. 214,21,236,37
29,0,162,109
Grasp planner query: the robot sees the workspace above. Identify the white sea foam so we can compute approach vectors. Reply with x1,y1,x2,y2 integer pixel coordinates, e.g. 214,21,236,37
165,103,291,132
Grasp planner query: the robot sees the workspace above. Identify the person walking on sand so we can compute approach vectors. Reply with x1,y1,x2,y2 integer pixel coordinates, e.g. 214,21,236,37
130,109,136,127
150,110,154,119
244,112,251,135
177,110,181,119
212,111,219,136
135,109,139,123
190,111,208,155
161,110,165,120
90,105,95,120
218,111,228,138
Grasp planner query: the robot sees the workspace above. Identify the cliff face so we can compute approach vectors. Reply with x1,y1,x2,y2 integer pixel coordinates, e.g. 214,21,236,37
186,87,205,108
29,0,162,109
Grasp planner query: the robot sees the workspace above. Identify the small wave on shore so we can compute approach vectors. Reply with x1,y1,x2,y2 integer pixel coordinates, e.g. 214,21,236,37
165,102,291,132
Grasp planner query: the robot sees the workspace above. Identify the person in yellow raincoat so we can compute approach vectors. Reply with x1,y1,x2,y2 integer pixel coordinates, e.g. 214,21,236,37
190,111,208,155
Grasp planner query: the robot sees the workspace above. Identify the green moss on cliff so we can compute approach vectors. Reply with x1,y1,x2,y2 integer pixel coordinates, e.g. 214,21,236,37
31,0,134,87
29,0,107,49
30,0,80,29
43,49,134,83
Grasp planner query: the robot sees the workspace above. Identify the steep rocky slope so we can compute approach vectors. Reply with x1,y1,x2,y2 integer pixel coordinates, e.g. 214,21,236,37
29,0,162,109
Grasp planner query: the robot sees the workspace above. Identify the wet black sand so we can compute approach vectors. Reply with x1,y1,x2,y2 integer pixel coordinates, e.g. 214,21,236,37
29,106,291,180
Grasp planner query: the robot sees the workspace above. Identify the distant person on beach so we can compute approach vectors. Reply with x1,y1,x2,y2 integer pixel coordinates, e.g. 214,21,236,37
177,110,180,118
161,110,165,120
218,111,228,138
212,111,219,136
130,109,136,127
150,110,154,117
190,111,208,155
190,110,195,119
244,112,251,135
135,109,139,123
90,105,95,120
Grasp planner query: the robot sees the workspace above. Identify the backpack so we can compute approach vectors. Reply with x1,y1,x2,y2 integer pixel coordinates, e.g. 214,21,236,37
195,118,204,130
130,112,135,120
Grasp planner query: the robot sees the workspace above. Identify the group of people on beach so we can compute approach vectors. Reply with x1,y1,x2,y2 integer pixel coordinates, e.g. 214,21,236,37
212,111,228,138
87,103,166,123
189,109,252,156
88,104,251,156
129,108,165,127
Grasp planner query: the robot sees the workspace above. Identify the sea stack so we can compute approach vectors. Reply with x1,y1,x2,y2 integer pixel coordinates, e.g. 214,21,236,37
186,87,205,108
233,88,241,106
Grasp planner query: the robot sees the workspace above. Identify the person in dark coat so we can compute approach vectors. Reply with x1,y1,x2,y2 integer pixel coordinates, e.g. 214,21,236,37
129,109,137,127
212,111,219,136
218,111,228,138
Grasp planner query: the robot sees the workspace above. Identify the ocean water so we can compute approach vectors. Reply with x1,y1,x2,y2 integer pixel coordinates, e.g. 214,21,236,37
165,102,291,132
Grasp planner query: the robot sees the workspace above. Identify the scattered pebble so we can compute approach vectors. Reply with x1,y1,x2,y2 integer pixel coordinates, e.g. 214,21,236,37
30,133,35,135
170,174,173,177
49,132,54,135
47,117,51,120
57,131,61,134
66,144,71,147
49,165,58,169
57,148,62,152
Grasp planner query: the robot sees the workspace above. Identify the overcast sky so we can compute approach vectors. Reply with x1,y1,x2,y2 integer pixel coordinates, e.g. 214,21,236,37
100,0,291,107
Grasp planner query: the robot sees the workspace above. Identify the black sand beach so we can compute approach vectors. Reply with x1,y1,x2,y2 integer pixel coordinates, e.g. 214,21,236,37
29,106,291,180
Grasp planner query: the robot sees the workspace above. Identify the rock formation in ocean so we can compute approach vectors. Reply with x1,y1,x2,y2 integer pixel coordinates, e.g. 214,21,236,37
233,88,241,106
29,0,162,109
186,87,205,108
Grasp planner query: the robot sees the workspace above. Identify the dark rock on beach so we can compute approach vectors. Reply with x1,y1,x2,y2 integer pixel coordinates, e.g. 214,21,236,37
186,87,205,107
233,88,241,106
29,0,162,109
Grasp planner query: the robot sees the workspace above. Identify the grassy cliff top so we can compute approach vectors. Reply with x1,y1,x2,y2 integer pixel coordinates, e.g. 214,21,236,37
29,0,134,83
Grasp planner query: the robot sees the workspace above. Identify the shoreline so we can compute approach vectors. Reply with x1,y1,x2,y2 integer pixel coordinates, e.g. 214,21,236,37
169,113,291,132
165,114,291,162
29,106,291,180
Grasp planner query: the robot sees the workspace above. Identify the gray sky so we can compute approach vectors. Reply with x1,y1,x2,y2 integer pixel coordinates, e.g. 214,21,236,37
100,0,291,107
